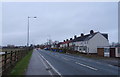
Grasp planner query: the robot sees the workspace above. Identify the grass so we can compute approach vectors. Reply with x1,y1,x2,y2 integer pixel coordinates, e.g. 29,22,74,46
10,50,33,75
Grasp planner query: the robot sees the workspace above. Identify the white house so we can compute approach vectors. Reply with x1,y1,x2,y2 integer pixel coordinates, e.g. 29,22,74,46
59,40,71,48
71,30,109,53
51,41,59,48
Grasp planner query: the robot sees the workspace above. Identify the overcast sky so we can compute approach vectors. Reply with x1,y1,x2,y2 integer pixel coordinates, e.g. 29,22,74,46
2,2,118,46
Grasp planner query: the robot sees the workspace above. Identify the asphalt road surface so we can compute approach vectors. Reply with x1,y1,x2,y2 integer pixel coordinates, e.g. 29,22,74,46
26,49,119,76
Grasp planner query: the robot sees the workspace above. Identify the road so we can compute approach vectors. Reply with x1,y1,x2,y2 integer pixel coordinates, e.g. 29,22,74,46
26,49,119,76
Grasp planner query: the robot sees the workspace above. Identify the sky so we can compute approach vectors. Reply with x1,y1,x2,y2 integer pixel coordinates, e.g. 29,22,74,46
0,2,2,46
1,2,118,46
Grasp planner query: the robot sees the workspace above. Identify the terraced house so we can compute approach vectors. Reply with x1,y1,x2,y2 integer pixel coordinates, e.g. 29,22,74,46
61,30,109,54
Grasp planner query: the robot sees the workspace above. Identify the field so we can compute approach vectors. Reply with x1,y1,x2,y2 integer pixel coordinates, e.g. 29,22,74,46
1,48,26,52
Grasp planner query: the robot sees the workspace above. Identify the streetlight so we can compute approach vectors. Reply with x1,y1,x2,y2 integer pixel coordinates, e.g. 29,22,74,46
27,16,37,47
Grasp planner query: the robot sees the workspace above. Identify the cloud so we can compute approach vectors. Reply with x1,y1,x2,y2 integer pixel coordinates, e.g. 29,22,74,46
2,2,118,46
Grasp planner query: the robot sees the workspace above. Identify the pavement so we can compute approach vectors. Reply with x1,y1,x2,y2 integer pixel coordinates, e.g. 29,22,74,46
26,50,53,75
25,49,120,76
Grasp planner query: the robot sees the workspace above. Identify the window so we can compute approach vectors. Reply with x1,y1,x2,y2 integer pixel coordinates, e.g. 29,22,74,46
84,42,86,44
104,48,110,52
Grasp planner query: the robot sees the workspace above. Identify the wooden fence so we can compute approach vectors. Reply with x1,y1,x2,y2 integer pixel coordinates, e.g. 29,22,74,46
0,47,33,75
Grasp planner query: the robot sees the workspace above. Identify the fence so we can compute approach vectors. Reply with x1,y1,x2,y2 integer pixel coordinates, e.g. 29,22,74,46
0,47,33,75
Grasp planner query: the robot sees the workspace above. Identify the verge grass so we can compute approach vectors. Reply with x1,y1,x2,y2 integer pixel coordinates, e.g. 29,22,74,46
10,50,33,75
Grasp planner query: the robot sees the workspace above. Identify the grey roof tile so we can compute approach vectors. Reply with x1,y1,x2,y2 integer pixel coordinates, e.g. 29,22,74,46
71,32,108,42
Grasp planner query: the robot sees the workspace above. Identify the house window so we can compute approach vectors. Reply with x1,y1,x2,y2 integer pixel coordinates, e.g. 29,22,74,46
104,48,110,53
86,41,87,44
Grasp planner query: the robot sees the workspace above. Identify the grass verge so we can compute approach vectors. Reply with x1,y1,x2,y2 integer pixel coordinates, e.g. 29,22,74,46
10,50,33,75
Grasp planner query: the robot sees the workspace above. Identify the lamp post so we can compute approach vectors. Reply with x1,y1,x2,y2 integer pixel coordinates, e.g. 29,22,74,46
27,16,37,47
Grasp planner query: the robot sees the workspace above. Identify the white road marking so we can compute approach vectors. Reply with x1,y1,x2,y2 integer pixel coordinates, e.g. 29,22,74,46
36,51,62,77
75,62,98,71
35,51,53,76
63,57,69,61
62,54,102,66
108,64,113,67
63,54,94,62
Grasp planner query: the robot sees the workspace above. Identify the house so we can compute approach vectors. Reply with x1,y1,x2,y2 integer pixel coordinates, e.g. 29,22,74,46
71,30,109,54
51,41,59,48
59,39,71,48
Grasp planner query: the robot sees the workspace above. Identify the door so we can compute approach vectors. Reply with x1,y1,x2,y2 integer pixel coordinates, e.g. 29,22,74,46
110,48,115,57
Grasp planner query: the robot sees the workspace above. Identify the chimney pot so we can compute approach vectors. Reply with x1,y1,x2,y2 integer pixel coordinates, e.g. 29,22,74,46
74,35,77,39
81,33,84,37
70,38,72,40
90,30,94,34
66,39,69,41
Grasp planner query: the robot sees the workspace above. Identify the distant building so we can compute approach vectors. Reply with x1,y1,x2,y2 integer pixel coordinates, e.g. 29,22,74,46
59,40,71,48
7,44,15,48
51,41,59,48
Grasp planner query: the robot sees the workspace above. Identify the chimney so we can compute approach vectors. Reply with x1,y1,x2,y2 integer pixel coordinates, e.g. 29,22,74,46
66,39,69,41
81,33,84,37
74,35,77,39
90,30,94,34
70,38,72,40
63,40,65,42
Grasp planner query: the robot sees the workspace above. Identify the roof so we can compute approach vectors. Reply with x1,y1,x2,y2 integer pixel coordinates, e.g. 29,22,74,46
72,32,108,42
59,40,71,44
59,32,108,44
115,44,120,47
61,40,71,44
